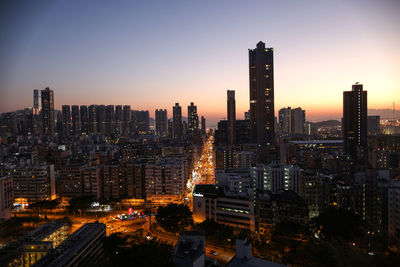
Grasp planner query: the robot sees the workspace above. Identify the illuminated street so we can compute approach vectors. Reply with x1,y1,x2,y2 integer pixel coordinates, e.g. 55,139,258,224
186,134,215,207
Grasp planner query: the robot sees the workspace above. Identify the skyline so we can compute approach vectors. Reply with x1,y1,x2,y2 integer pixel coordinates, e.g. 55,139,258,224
1,0,400,126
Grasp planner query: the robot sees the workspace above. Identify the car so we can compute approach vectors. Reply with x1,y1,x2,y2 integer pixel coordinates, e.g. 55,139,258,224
209,250,218,256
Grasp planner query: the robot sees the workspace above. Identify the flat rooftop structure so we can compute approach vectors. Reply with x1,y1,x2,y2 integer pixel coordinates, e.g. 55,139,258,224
289,140,343,145
173,231,205,266
36,222,106,267
24,222,67,242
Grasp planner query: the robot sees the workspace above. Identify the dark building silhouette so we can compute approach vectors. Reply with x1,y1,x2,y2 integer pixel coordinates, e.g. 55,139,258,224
71,105,80,134
368,115,380,135
343,83,367,161
249,41,275,145
173,103,183,140
188,102,199,132
41,87,55,135
132,110,150,133
80,105,89,134
97,105,106,134
201,116,206,135
227,90,236,145
122,105,131,135
105,105,115,135
278,107,305,135
88,105,98,133
33,89,40,134
155,109,168,136
115,105,123,134
61,105,71,136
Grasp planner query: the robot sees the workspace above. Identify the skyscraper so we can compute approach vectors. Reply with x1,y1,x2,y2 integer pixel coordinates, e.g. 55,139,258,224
343,83,367,161
97,105,106,134
187,102,199,132
201,116,206,135
80,105,89,134
132,110,150,133
71,105,80,134
41,87,55,136
33,89,40,134
155,109,168,136
62,105,71,136
291,107,305,134
105,105,115,135
249,41,275,145
279,107,305,135
173,103,183,140
227,90,236,144
115,105,123,134
278,107,291,135
88,105,98,133
122,105,131,135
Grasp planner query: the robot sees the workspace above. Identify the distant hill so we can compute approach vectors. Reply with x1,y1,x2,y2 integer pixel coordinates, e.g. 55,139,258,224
368,109,400,119
310,120,341,128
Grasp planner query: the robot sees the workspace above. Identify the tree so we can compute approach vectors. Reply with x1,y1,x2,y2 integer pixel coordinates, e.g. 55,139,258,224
311,207,365,241
68,196,94,212
155,203,193,232
198,219,234,243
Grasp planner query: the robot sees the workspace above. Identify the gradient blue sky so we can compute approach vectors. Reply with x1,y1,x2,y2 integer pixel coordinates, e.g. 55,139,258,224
1,0,399,126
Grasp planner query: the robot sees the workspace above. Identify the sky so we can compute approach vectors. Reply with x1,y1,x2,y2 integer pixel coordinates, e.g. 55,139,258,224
0,0,399,127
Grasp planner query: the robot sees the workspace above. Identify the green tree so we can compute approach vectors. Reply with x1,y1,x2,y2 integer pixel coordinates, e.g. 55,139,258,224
155,203,193,232
311,207,365,241
198,219,234,243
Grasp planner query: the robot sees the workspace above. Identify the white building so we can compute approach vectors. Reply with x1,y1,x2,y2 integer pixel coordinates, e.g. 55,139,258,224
251,163,301,194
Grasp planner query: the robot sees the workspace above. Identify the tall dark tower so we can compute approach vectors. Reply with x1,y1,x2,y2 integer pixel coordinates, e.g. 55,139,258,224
71,105,80,134
249,41,275,145
41,87,55,136
62,105,71,136
201,116,206,135
188,102,199,132
343,83,367,161
88,105,98,133
33,89,40,134
227,90,236,144
122,105,131,135
173,103,183,140
155,109,168,136
80,105,88,134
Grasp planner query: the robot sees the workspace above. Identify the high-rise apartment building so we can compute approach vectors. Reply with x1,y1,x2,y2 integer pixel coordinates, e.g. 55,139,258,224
343,83,367,161
201,116,206,135
145,158,186,198
12,165,56,204
0,176,13,220
88,105,97,133
132,110,150,133
41,87,55,135
105,105,115,135
155,109,168,136
80,105,89,134
33,89,40,134
279,107,305,135
173,103,183,140
122,105,131,135
61,105,71,136
227,90,236,145
251,163,301,194
249,41,275,145
188,102,199,132
71,105,80,134
97,105,106,134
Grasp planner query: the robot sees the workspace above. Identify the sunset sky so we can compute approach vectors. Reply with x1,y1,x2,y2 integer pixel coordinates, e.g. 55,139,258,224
1,0,399,126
